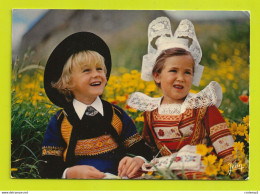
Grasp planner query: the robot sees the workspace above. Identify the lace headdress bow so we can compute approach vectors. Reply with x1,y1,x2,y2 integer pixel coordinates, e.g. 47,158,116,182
141,17,204,86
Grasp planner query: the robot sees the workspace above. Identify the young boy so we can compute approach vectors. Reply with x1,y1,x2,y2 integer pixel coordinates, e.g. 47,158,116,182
41,32,152,179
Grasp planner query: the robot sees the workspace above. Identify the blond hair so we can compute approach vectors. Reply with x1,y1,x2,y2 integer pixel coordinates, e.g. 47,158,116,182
52,50,106,101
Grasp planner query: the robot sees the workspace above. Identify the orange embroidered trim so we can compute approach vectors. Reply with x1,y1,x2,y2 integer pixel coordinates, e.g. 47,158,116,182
42,146,64,157
75,135,118,156
153,109,182,122
111,107,122,135
123,133,142,148
190,108,207,145
60,111,73,162
182,109,194,120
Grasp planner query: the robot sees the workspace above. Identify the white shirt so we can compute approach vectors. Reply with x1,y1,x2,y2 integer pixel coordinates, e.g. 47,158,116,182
73,97,104,119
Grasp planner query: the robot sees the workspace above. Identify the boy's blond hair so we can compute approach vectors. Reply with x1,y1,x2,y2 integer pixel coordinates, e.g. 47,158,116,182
52,50,107,102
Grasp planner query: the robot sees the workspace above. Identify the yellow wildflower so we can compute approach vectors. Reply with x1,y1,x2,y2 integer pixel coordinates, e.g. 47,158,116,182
204,165,218,177
225,118,230,127
227,73,234,81
232,142,246,161
211,53,218,61
131,70,138,75
196,144,208,156
11,168,18,172
217,159,223,170
190,89,198,94
234,49,240,56
147,171,153,176
145,83,156,93
122,73,132,80
233,142,244,152
128,108,137,113
218,109,224,114
203,154,217,166
116,95,127,103
243,115,249,126
237,124,247,136
138,83,145,90
232,83,238,89
207,146,213,154
220,163,230,175
229,122,238,136
135,116,144,122
244,133,249,143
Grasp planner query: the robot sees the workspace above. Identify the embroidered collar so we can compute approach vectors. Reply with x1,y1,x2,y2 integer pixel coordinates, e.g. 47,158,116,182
127,81,222,115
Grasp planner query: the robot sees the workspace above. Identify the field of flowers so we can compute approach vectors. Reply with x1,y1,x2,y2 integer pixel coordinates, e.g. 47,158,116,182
11,20,249,179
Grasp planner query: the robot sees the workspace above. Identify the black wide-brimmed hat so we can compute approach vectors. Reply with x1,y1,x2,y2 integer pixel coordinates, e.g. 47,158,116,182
44,32,111,108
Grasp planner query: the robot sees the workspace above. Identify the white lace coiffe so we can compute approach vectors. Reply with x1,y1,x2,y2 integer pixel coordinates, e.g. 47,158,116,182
127,81,222,115
141,17,204,86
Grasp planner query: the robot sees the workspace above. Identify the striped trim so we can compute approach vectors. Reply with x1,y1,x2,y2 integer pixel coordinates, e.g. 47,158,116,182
210,130,232,143
210,122,229,134
218,146,234,158
123,133,143,148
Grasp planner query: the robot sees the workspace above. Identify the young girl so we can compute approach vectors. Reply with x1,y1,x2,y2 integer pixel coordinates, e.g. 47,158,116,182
127,17,234,178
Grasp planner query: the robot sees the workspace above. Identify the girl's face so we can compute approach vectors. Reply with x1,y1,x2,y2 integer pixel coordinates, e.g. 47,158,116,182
153,55,194,104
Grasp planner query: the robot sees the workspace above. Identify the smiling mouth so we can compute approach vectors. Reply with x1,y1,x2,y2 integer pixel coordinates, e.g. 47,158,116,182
90,82,101,86
173,84,184,89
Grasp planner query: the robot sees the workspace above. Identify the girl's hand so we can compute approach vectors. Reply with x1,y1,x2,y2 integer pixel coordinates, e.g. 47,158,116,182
66,165,105,179
118,156,144,178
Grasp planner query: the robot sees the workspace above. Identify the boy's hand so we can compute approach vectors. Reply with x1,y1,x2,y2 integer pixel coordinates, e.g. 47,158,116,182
66,165,105,179
118,156,144,178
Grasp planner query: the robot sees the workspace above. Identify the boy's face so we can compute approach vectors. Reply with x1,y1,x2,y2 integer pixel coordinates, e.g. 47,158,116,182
69,63,107,105
153,55,194,104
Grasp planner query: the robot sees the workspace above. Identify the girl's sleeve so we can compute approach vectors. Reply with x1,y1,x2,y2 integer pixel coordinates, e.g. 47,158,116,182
119,109,153,161
39,113,67,178
204,105,234,163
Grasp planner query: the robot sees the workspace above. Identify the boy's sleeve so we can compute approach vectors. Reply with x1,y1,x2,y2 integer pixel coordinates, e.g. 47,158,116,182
142,111,160,156
204,105,234,163
119,108,153,161
39,113,67,178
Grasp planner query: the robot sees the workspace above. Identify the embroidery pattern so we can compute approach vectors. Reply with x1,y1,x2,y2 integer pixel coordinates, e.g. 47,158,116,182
60,112,73,161
42,146,64,157
111,108,122,135
190,108,207,145
75,135,118,156
210,122,229,136
179,124,194,137
212,135,234,154
183,109,194,120
154,109,182,121
154,126,181,139
123,133,142,148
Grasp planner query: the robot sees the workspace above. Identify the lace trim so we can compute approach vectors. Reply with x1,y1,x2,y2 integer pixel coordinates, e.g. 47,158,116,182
141,17,203,86
127,81,222,115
